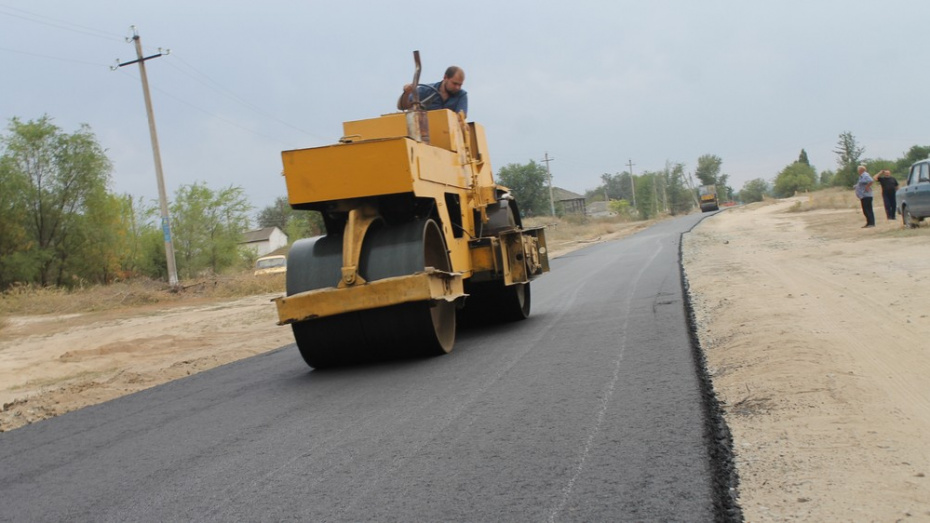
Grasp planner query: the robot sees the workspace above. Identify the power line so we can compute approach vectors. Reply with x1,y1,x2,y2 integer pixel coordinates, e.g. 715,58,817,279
0,4,123,42
1,4,324,146
146,81,295,147
164,52,324,141
0,45,112,68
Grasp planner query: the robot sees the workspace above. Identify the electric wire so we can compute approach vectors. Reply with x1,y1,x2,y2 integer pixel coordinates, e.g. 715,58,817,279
164,52,325,141
0,45,112,68
0,3,326,148
111,67,291,147
0,4,123,42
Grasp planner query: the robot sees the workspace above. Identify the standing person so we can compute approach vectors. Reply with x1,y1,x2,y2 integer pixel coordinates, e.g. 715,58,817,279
855,165,875,228
875,169,899,220
397,66,467,116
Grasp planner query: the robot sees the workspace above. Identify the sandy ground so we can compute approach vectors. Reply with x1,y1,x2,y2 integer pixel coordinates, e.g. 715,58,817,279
684,197,930,521
1,199,928,520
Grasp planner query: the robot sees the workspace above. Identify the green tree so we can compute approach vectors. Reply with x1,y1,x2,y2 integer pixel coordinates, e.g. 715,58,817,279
0,152,33,287
739,178,770,203
65,191,125,284
608,199,632,216
586,172,635,204
694,154,730,202
258,196,323,241
634,173,657,219
497,160,550,216
257,196,290,230
665,162,694,215
170,182,252,278
894,145,930,178
832,131,865,188
695,154,723,186
798,149,810,166
0,116,112,287
773,162,817,197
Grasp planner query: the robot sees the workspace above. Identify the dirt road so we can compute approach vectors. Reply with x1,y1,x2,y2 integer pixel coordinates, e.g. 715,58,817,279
2,197,928,520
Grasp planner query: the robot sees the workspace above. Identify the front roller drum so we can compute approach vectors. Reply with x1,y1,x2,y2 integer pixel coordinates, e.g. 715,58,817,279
286,218,455,368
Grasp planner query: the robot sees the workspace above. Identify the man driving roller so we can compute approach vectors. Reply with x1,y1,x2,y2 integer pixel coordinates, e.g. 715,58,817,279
397,66,467,117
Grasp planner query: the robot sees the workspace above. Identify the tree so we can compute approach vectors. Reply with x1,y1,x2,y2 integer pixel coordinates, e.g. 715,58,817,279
695,154,723,186
497,160,550,216
634,173,657,219
832,131,865,188
586,171,634,204
257,196,323,241
773,162,817,197
665,162,694,215
170,182,252,278
0,116,112,287
739,178,770,203
798,149,810,166
66,191,125,284
0,146,32,287
257,196,290,231
894,145,930,177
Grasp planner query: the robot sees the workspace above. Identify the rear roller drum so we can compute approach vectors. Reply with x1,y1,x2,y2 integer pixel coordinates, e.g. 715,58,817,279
459,280,531,326
461,200,531,325
286,218,455,368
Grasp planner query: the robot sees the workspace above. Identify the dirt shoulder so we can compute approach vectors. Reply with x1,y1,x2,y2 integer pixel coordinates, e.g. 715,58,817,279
0,295,295,429
684,197,930,521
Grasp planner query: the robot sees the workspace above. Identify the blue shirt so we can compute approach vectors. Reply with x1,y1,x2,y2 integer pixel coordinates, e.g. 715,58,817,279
856,172,873,199
416,81,468,115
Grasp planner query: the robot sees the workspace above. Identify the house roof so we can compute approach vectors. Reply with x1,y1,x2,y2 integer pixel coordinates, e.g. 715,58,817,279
552,187,585,201
241,226,282,244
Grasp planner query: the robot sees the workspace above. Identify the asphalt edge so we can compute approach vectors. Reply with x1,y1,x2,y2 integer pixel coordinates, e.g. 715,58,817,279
679,216,744,522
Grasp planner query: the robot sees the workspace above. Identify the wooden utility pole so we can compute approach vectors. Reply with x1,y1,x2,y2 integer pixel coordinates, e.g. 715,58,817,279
627,158,636,208
541,152,556,216
116,26,179,287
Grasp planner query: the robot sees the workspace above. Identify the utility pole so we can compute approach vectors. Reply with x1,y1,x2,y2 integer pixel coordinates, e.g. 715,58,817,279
115,26,179,287
685,171,701,208
627,158,636,214
661,161,670,213
541,152,556,216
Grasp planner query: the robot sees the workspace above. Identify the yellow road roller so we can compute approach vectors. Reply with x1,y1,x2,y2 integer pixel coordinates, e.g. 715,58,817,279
273,52,549,368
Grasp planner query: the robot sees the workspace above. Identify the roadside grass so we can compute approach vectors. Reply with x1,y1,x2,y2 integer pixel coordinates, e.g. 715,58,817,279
786,187,930,239
784,187,859,212
0,273,285,319
524,213,654,252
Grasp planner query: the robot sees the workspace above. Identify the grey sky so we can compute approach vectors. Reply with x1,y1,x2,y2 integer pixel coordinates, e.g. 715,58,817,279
2,1,926,216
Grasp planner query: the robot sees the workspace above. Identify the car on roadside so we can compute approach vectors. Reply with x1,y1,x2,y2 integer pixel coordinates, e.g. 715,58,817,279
254,254,287,276
897,159,930,228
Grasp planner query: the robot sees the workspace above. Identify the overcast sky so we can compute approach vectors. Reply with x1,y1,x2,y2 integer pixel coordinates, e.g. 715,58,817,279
2,1,927,218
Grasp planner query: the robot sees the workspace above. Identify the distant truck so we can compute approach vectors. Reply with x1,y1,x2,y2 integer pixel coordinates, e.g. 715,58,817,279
699,185,719,212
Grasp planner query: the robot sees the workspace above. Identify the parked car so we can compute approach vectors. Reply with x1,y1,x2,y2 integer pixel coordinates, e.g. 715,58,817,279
897,159,930,228
254,254,287,276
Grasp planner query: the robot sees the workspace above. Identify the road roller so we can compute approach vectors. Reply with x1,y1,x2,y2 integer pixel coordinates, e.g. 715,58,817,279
273,52,549,368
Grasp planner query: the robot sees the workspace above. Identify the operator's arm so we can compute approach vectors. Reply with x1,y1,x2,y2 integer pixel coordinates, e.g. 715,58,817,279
397,84,415,111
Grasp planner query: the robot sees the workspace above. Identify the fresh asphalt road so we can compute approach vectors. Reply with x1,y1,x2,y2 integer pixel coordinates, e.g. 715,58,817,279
0,213,730,522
